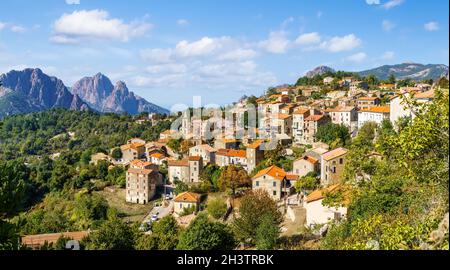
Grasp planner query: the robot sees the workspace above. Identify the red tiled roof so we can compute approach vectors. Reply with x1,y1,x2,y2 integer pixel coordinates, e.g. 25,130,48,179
252,165,287,181
174,192,201,203
216,149,247,158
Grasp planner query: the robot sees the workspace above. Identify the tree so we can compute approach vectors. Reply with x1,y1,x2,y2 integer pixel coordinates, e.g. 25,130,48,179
0,161,28,250
207,198,228,219
315,123,350,147
437,77,449,89
96,160,109,180
217,166,250,197
111,148,122,159
83,218,136,250
232,190,283,244
387,74,396,84
177,213,236,250
173,179,189,195
150,215,180,250
294,172,319,192
255,213,281,250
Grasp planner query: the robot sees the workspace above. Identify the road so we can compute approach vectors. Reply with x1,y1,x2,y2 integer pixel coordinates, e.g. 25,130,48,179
140,186,174,231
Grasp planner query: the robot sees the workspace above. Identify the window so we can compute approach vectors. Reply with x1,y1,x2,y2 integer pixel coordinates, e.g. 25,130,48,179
273,181,276,187
273,191,277,196
339,158,343,164
255,181,259,187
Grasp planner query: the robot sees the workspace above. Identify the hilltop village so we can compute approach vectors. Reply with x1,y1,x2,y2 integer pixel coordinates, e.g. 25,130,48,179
6,71,449,250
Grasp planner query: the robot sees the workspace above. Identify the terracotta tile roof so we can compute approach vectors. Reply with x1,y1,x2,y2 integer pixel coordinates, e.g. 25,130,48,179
277,113,292,120
297,155,319,164
414,89,435,99
359,106,390,113
121,142,145,151
22,231,90,247
305,114,325,121
174,192,201,203
306,184,341,203
127,168,154,175
168,159,189,167
188,156,202,161
194,144,217,152
325,106,355,113
216,149,247,158
252,165,287,181
130,159,153,167
322,147,348,161
293,108,310,115
286,174,299,181
150,153,165,159
247,140,264,149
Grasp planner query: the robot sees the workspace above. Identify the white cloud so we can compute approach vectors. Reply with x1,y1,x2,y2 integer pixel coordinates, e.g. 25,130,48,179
424,21,439,31
320,34,362,52
259,31,290,54
217,48,257,61
295,32,321,46
146,64,187,74
66,0,80,4
140,48,173,63
383,0,404,10
317,11,323,19
381,51,395,60
10,25,26,33
345,52,367,63
366,0,380,5
0,22,5,31
175,37,228,58
177,19,190,26
382,20,395,31
51,9,152,44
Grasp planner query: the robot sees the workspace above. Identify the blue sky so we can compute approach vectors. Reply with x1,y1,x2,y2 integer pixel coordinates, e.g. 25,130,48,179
0,0,448,109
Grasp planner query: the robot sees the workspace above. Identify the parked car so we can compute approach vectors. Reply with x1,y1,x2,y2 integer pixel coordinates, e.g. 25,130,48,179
151,215,159,222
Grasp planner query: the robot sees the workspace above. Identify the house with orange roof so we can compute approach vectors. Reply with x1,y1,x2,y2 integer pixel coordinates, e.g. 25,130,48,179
168,156,203,184
215,149,247,168
126,167,162,204
304,184,348,227
120,142,146,163
159,129,177,141
389,89,441,130
357,96,381,110
149,152,167,165
320,147,349,186
246,140,265,173
252,165,293,201
173,192,201,216
302,113,331,145
357,106,390,129
189,144,217,165
293,155,320,178
292,107,311,145
130,159,157,170
214,136,240,150
325,106,358,129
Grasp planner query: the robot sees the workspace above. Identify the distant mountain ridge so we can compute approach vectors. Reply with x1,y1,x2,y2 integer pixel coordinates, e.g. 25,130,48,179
0,69,169,119
0,68,89,118
303,63,448,81
71,73,169,115
358,63,449,81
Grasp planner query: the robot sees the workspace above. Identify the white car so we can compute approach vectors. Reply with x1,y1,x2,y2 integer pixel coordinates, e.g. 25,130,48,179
151,215,159,222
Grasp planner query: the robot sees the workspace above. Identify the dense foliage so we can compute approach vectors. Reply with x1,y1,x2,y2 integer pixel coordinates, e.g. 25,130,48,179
321,90,449,250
